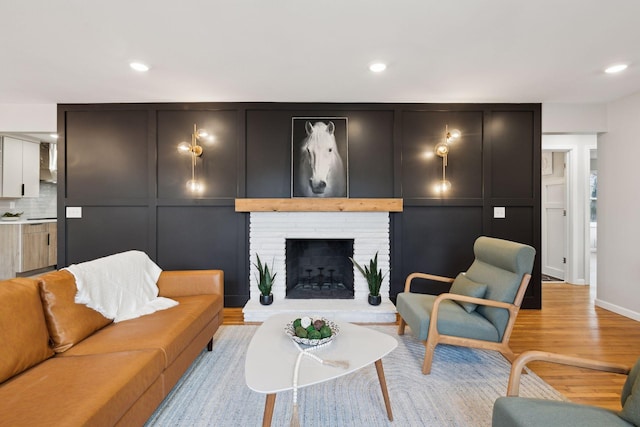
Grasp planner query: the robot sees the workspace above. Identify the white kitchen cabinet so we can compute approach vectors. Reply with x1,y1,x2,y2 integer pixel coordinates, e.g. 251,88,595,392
0,136,40,198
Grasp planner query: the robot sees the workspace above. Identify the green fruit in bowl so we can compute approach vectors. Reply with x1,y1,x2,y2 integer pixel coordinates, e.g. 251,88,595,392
320,325,332,338
307,329,321,340
290,317,335,342
295,326,308,338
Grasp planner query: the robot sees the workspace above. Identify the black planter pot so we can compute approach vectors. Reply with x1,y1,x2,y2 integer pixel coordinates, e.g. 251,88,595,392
259,293,273,305
368,294,382,306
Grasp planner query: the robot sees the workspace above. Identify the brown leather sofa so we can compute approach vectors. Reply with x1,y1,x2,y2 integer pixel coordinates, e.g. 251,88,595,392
0,269,224,427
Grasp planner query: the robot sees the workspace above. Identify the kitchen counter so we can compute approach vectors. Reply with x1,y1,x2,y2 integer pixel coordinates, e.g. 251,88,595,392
0,218,56,225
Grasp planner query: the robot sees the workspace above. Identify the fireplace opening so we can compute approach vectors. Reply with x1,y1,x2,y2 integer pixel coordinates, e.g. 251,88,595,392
285,239,354,299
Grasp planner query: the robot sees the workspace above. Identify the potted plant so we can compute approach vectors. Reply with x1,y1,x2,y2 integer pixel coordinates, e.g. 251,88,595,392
350,252,385,306
254,254,276,305
1,211,23,221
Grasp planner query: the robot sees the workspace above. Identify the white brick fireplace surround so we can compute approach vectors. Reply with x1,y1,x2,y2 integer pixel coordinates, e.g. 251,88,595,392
238,199,402,323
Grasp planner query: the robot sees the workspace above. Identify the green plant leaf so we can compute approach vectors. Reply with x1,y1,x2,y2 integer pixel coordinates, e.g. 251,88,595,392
350,252,385,297
254,253,276,296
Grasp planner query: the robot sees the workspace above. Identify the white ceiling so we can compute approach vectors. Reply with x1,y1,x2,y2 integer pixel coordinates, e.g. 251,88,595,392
1,1,639,105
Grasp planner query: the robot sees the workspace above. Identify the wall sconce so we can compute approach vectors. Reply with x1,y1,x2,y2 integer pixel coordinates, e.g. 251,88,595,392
177,123,213,193
433,125,461,194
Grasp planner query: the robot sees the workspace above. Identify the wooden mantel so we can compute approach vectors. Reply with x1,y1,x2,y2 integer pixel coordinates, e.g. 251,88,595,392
235,198,403,212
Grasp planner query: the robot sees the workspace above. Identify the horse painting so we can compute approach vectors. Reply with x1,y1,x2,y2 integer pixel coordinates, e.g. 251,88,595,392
294,120,346,197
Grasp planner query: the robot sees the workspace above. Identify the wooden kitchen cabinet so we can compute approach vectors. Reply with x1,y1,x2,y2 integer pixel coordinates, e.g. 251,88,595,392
0,224,20,280
0,221,57,279
21,223,50,272
0,136,40,198
47,222,57,267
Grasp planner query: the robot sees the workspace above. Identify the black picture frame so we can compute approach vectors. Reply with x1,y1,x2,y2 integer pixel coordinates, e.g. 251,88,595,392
291,117,348,198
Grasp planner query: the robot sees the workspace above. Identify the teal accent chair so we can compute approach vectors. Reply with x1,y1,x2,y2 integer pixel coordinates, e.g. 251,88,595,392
396,236,536,374
493,351,639,427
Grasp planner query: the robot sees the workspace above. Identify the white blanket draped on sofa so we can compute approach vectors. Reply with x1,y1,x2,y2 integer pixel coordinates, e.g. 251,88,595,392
64,250,178,322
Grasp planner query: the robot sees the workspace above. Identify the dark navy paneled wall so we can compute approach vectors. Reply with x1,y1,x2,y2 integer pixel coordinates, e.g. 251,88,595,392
57,103,541,308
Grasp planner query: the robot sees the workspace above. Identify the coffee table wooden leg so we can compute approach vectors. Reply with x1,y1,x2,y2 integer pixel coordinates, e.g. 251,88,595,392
374,359,393,421
262,393,276,427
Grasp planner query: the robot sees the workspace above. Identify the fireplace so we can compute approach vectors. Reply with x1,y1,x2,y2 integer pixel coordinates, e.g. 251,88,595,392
239,202,401,323
286,239,354,299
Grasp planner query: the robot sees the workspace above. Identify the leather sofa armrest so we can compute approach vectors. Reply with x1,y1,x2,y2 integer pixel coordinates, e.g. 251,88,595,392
157,270,224,298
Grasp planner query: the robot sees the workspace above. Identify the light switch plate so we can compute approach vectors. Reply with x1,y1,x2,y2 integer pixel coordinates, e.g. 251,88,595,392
66,206,82,218
493,207,506,219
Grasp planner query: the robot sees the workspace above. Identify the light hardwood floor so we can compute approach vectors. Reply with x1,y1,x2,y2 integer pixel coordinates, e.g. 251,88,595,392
510,283,640,411
223,283,640,411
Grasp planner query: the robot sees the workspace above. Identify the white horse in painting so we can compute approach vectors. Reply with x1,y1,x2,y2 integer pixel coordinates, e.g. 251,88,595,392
298,121,346,197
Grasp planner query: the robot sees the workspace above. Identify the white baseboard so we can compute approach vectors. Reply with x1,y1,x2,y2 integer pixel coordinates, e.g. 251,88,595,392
594,299,640,322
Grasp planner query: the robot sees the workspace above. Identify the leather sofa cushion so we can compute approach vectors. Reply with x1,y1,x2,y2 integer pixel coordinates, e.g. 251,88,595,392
0,349,163,427
0,278,54,383
157,269,224,298
61,294,222,367
38,270,112,352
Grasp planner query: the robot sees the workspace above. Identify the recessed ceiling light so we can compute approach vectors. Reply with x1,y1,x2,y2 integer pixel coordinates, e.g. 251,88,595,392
130,62,150,72
49,134,58,139
605,63,628,74
369,62,387,73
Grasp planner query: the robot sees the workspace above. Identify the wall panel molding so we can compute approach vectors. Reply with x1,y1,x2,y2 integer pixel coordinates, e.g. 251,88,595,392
58,102,541,309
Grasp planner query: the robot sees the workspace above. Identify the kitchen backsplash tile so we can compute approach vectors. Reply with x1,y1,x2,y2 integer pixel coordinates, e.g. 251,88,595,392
0,182,57,218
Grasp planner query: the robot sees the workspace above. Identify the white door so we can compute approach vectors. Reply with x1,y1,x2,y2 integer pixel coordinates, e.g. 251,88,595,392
0,137,40,198
542,177,566,280
21,140,40,197
1,137,23,197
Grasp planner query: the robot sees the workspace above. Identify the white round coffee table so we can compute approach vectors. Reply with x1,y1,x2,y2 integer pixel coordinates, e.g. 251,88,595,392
245,313,397,426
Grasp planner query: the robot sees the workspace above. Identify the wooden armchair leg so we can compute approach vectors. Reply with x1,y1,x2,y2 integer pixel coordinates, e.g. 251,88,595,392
422,340,436,374
397,317,406,335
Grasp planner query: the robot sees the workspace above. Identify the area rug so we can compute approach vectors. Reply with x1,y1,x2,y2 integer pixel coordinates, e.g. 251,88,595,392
145,325,564,427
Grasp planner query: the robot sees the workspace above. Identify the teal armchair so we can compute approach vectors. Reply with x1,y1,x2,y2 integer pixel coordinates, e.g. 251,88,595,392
493,351,639,427
396,236,536,374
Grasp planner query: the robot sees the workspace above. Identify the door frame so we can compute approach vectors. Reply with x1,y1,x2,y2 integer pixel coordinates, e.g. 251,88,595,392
541,159,567,280
541,134,596,285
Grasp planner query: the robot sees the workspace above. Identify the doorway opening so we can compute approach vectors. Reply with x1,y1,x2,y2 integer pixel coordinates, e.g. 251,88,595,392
541,134,597,288
541,150,566,282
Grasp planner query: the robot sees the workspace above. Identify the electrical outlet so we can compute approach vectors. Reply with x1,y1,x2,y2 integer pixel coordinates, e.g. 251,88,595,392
66,206,82,218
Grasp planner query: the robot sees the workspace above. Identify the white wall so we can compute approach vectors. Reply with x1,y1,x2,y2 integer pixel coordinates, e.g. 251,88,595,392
596,91,640,321
0,104,57,131
542,103,607,133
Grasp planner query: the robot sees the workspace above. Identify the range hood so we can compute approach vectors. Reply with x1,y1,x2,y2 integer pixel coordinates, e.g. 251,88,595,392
40,142,57,183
